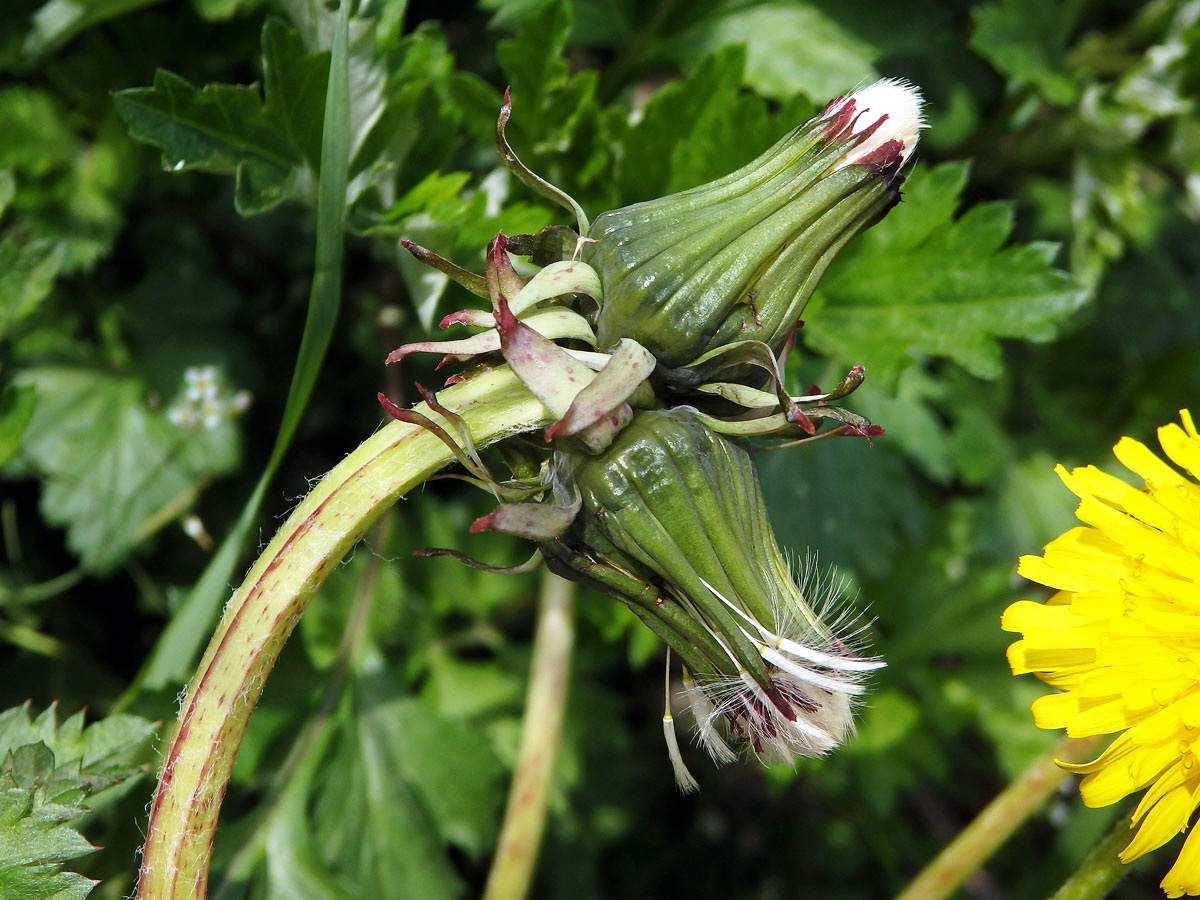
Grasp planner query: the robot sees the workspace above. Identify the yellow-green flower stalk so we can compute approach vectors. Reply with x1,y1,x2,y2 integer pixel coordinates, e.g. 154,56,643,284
1003,410,1200,898
136,368,554,900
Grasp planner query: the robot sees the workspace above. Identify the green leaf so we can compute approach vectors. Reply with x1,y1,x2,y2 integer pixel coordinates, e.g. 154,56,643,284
850,368,953,484
192,0,260,20
372,172,551,328
496,0,572,139
612,47,801,202
996,452,1079,556
0,169,13,216
843,689,920,755
315,701,460,900
261,16,330,171
421,653,524,720
970,0,1084,105
23,0,168,59
0,791,97,900
0,90,131,273
805,162,1089,386
492,0,614,210
0,238,64,341
0,703,155,900
0,385,36,469
247,685,503,899
0,703,156,802
130,0,351,693
113,19,331,216
758,435,924,579
8,368,241,572
660,3,879,102
480,0,549,28
361,695,505,859
0,88,75,174
114,69,303,215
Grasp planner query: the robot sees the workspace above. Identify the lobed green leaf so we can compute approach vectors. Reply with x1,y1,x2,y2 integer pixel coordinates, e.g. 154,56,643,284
113,18,333,216
7,368,240,573
806,162,1090,386
0,703,155,900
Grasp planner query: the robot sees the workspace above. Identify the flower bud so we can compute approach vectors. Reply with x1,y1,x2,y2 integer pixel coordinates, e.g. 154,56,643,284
542,409,880,770
584,79,924,368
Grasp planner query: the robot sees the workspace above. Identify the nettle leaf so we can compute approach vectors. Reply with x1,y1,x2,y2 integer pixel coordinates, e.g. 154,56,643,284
0,703,156,805
113,18,328,215
7,367,241,572
0,702,155,765
805,162,1089,387
970,0,1085,105
660,3,879,102
0,703,155,900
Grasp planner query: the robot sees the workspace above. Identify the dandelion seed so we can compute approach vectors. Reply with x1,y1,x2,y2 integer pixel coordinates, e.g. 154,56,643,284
824,78,926,173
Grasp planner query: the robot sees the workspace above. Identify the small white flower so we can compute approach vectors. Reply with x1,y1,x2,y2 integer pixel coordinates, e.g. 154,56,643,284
229,390,253,415
200,401,222,430
182,514,214,550
184,365,220,402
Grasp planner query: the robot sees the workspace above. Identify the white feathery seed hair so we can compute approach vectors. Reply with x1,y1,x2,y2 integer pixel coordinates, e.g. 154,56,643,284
668,553,882,782
826,77,926,172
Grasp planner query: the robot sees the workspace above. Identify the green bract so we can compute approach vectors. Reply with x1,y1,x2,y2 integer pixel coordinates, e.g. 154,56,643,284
541,409,880,778
583,83,920,369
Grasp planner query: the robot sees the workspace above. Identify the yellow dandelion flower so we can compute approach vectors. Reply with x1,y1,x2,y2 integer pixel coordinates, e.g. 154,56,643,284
1003,410,1200,899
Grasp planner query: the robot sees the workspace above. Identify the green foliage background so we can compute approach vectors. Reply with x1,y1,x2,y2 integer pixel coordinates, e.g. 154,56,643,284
1,0,1198,897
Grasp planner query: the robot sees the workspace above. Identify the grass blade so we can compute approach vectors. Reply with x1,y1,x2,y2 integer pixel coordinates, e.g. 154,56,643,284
125,0,352,696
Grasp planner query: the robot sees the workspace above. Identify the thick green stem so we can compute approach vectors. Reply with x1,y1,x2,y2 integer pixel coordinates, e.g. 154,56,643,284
136,366,551,900
895,736,1102,900
1047,812,1132,900
483,571,577,900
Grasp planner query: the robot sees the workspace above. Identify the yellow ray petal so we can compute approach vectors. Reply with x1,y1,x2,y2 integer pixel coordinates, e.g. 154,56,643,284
1121,782,1200,861
1162,805,1200,899
1115,437,1187,492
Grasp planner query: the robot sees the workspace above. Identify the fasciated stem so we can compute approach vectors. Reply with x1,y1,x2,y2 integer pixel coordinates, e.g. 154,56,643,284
895,735,1102,900
483,571,577,900
136,366,551,900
